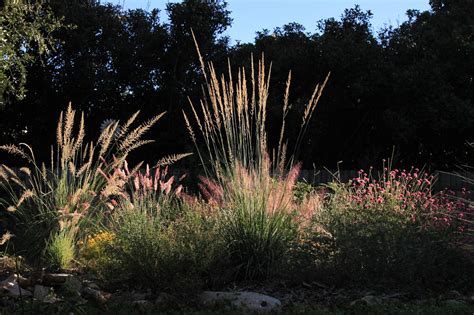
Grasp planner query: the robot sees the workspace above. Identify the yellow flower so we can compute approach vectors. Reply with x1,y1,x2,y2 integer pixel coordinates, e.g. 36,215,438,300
80,231,115,261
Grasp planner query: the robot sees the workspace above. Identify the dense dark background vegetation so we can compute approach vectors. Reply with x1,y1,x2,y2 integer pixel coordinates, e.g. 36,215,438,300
1,0,473,170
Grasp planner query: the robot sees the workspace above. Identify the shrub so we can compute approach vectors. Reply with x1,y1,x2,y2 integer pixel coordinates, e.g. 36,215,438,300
293,181,316,204
86,161,213,291
78,230,116,272
304,165,473,288
103,199,217,292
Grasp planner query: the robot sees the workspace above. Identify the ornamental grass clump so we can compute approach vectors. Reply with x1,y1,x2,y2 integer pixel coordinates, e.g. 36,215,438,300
308,163,473,288
0,104,167,263
47,228,76,270
184,34,328,280
98,161,189,216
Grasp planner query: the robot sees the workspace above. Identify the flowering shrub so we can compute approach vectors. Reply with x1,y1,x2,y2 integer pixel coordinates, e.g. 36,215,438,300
80,231,115,260
304,164,474,288
79,231,116,271
347,166,470,231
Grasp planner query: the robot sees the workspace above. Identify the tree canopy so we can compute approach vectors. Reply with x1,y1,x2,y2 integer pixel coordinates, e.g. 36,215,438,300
0,0,62,107
0,0,472,170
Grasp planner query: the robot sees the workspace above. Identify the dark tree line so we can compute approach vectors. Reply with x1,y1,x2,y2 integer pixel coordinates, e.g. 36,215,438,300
1,0,473,170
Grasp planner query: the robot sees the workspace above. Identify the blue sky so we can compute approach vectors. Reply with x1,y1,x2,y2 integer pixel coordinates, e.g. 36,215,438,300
106,0,431,44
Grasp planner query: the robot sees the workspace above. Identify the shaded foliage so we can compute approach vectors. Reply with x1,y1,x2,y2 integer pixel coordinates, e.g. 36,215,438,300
1,0,472,170
0,0,62,107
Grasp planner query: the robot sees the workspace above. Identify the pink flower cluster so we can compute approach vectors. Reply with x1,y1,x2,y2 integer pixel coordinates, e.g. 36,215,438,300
99,160,186,210
129,164,185,198
347,166,472,232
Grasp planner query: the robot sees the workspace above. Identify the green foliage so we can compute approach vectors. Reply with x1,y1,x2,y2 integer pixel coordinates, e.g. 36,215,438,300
104,199,218,292
293,181,315,204
47,228,76,270
1,1,472,168
78,230,115,273
196,167,323,281
219,181,298,279
0,0,62,107
302,180,473,289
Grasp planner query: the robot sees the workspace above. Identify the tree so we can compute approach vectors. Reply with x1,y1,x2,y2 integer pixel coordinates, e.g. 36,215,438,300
0,0,62,107
229,6,389,168
163,0,231,112
228,3,473,169
0,0,232,166
1,1,472,170
382,0,474,168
